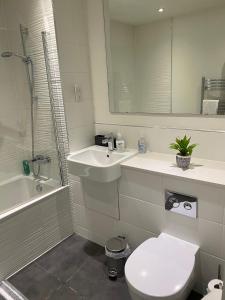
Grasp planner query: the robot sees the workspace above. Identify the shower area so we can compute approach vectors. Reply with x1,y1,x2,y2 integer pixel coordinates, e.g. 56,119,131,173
0,0,72,283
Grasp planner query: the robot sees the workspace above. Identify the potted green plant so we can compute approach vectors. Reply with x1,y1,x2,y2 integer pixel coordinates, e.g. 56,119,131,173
169,135,197,169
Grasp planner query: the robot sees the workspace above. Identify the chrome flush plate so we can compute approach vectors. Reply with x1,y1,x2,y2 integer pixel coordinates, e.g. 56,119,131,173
165,191,198,219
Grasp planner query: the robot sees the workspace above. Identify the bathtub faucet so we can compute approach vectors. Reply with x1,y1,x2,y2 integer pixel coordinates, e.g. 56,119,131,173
30,155,51,180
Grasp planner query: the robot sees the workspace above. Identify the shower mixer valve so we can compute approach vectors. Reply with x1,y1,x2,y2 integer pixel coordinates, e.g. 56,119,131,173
31,155,51,164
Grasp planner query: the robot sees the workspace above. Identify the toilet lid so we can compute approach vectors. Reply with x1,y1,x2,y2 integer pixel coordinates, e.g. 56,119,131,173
125,235,197,298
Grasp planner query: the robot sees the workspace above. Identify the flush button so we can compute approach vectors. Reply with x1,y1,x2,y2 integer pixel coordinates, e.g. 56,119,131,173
171,198,180,208
184,202,192,210
165,191,198,219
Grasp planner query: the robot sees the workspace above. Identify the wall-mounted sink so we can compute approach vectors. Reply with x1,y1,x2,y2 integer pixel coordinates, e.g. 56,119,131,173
67,146,137,182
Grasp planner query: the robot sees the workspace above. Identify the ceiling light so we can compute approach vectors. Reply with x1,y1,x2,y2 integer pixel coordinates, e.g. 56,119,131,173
157,8,164,13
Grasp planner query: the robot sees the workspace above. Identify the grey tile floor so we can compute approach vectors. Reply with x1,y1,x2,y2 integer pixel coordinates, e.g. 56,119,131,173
8,234,202,300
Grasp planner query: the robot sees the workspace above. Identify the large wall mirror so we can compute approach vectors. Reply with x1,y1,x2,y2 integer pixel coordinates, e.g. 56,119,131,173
103,0,225,115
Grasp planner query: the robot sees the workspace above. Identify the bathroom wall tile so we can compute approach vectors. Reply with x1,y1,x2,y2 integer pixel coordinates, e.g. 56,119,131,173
58,43,90,74
223,208,225,225
163,176,225,224
68,125,95,152
82,179,119,219
95,123,121,137
162,211,223,258
61,72,92,103
152,128,212,160
70,181,84,206
119,194,164,234
40,188,73,248
198,219,223,258
64,100,94,130
95,124,225,163
162,210,199,245
113,221,155,249
195,251,225,294
0,21,28,155
221,226,225,259
69,174,81,183
95,123,150,150
75,218,155,249
75,225,106,247
53,0,88,47
54,0,95,154
0,0,6,29
119,168,164,206
73,204,116,244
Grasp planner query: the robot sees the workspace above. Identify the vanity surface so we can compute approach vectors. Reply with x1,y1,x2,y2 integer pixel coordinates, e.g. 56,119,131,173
121,152,225,188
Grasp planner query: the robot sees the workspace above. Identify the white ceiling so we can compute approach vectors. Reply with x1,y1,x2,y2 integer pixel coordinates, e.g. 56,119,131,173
108,0,225,25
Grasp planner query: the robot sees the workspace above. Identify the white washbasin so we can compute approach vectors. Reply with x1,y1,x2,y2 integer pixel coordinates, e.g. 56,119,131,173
67,146,137,182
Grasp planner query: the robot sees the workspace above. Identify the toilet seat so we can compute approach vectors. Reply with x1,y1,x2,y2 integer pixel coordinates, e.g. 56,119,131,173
125,233,199,299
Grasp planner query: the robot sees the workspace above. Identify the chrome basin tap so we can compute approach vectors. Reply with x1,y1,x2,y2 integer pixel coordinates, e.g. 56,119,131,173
103,133,114,151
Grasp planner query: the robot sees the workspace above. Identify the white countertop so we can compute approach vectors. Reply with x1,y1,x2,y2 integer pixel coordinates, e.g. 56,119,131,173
121,152,225,188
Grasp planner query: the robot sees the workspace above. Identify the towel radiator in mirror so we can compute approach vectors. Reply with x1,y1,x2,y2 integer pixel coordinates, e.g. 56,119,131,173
201,77,225,114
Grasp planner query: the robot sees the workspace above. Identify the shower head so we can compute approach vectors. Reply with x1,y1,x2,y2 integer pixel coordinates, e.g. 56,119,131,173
1,51,30,63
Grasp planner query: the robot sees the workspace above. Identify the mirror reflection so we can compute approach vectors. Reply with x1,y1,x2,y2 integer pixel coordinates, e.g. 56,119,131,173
104,0,225,115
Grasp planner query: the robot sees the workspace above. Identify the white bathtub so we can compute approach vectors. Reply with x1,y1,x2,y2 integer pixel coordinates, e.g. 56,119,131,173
0,175,65,221
0,175,72,280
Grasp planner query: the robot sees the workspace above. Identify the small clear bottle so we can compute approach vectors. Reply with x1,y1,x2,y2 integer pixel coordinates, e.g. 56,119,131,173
138,137,147,153
116,133,125,152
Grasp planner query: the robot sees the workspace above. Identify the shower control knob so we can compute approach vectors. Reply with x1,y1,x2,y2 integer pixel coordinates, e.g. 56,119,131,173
32,155,51,164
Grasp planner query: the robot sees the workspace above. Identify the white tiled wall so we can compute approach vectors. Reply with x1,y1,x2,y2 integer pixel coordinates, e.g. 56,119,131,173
0,0,30,181
0,0,63,182
52,0,96,232
53,0,95,152
95,123,225,162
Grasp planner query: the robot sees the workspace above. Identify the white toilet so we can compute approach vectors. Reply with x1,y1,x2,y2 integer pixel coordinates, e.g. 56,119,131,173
125,233,199,300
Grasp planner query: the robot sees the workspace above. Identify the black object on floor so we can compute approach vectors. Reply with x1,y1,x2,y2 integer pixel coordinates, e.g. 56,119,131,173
8,234,203,300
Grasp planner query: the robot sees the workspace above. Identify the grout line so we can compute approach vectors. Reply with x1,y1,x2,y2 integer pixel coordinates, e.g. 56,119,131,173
200,250,225,262
119,193,225,226
95,122,225,134
67,286,80,296
45,284,64,300
118,219,156,238
65,258,89,284
119,192,164,209
35,263,62,284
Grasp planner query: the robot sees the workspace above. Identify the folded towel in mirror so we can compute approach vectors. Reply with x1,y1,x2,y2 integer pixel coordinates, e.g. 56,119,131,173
202,99,219,115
